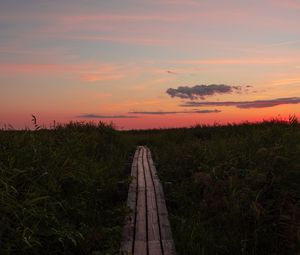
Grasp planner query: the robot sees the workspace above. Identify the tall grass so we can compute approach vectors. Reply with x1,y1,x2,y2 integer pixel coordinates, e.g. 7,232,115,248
124,119,300,255
1,119,299,254
0,122,135,254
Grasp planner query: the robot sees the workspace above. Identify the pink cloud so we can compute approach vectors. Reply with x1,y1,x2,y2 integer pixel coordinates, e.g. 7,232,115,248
80,73,123,82
159,0,202,6
67,13,194,22
0,62,130,82
273,0,300,9
3,5,299,48
172,57,299,66
0,63,64,73
64,35,171,46
270,77,300,86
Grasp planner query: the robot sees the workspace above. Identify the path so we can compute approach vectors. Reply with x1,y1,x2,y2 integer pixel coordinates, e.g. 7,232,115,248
120,146,176,255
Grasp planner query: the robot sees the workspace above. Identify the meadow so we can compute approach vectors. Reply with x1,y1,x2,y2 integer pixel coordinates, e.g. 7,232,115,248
0,122,136,254
0,118,299,254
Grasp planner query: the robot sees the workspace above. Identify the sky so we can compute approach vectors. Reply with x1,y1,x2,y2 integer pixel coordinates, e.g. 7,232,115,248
1,0,300,129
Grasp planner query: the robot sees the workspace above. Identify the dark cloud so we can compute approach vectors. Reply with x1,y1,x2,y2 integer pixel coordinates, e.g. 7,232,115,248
129,109,221,115
77,114,138,118
166,70,177,74
166,84,242,100
180,97,300,109
192,109,221,113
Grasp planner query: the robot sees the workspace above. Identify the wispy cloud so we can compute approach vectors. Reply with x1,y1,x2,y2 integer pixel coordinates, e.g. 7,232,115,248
129,109,221,115
166,70,178,75
0,62,132,82
270,77,300,86
154,0,202,6
65,35,171,46
172,57,298,65
166,84,243,100
81,74,122,82
180,97,300,109
77,114,138,119
274,0,300,10
65,13,194,23
0,63,63,73
76,63,136,82
268,39,300,47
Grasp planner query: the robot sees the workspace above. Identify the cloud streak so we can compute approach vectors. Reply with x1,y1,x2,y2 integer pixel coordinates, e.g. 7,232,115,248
129,109,221,115
0,62,133,82
77,114,138,119
180,97,300,109
166,84,242,100
171,57,299,65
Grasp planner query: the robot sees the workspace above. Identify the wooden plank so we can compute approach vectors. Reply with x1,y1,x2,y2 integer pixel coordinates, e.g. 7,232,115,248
120,148,139,254
134,147,147,255
143,148,163,255
121,146,176,255
146,147,176,255
148,240,163,255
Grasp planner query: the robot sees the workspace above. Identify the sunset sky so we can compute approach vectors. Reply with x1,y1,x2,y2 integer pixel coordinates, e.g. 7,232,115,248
1,0,300,129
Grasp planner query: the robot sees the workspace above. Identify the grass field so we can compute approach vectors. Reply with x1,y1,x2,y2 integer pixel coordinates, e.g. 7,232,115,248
0,122,136,254
1,119,299,254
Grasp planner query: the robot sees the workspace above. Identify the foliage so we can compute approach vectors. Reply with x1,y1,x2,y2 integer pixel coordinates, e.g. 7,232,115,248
124,119,300,255
1,119,299,254
0,122,135,255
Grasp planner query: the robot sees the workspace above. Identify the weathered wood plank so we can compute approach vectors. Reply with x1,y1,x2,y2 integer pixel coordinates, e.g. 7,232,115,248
120,148,139,254
121,146,176,255
148,240,163,254
143,149,163,255
146,147,176,254
134,147,147,255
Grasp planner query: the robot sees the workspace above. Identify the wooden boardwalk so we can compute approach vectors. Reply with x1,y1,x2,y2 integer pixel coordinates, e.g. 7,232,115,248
120,146,176,255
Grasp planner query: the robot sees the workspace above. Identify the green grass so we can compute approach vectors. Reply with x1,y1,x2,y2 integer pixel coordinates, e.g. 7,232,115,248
1,119,299,254
126,119,300,255
0,122,135,255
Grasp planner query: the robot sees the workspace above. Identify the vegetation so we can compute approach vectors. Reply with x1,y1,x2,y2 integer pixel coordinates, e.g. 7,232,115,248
0,122,135,254
0,118,299,254
127,118,300,255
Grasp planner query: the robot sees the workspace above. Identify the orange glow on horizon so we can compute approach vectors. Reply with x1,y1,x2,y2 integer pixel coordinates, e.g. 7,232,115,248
1,0,300,129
